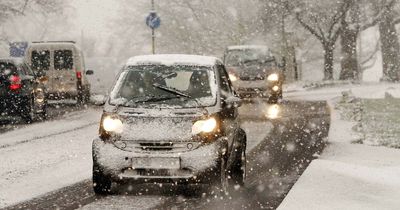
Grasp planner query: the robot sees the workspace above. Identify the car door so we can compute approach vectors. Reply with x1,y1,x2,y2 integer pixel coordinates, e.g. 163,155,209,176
31,49,52,93
53,49,77,95
216,64,240,156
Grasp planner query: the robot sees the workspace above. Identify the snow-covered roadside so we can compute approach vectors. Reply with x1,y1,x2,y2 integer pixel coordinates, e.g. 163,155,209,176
279,83,400,210
0,109,102,208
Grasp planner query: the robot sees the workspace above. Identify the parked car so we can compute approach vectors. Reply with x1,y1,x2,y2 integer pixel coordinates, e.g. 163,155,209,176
223,45,284,103
0,58,47,123
92,54,247,194
25,41,93,104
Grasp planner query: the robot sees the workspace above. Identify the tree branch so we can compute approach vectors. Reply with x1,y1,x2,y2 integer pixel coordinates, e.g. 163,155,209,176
296,12,325,42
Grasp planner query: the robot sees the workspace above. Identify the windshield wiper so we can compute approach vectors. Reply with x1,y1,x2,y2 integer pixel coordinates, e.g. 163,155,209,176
152,83,191,98
242,59,259,64
133,95,180,103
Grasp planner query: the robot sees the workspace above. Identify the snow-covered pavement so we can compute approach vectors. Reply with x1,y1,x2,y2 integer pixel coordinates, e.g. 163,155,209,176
0,109,101,208
279,83,400,210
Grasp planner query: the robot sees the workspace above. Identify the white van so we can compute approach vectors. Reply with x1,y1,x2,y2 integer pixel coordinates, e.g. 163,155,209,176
25,41,93,104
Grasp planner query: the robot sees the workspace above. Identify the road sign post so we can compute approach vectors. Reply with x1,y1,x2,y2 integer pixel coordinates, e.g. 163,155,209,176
146,0,161,54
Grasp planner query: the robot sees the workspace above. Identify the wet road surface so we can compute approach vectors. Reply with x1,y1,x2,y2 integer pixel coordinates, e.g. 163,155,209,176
3,99,330,210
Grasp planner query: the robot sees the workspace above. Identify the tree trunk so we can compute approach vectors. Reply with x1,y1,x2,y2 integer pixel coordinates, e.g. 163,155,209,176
340,2,360,80
379,3,400,82
324,44,335,80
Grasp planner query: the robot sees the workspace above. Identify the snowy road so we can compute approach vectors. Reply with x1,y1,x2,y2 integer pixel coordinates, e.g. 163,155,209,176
1,97,330,210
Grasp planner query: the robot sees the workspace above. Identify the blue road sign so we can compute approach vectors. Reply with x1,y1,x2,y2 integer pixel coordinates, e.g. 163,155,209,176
146,12,161,29
10,42,28,57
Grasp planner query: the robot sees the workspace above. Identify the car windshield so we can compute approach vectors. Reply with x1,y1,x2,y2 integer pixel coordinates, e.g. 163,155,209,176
109,65,216,108
225,49,276,67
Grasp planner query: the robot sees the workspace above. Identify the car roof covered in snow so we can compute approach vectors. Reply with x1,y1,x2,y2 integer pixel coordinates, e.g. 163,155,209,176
126,54,222,67
226,45,270,51
0,57,25,65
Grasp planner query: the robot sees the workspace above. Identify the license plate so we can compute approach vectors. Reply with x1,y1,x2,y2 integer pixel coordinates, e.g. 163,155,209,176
132,157,180,169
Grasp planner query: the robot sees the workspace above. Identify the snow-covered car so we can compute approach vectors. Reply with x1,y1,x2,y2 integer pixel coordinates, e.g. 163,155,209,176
223,45,284,103
92,54,247,195
0,58,47,123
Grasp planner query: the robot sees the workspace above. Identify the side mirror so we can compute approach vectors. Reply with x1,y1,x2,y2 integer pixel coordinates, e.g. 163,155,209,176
91,94,107,106
225,95,242,108
86,70,94,75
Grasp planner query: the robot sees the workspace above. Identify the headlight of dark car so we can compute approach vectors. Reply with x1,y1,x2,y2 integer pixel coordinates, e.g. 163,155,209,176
267,73,279,81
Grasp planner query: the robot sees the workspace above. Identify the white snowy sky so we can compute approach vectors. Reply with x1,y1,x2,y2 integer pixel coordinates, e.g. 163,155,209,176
71,0,119,38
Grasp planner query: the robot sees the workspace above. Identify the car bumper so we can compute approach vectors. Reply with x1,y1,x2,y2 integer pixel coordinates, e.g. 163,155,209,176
92,138,225,184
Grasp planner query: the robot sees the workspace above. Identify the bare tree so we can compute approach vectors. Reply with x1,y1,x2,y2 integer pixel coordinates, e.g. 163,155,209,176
339,0,361,81
375,0,400,81
295,0,352,80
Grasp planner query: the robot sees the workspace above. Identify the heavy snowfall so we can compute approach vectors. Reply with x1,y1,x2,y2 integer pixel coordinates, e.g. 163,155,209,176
1,0,400,210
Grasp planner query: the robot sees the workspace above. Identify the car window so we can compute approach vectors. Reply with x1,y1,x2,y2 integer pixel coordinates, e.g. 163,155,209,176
32,50,50,71
217,64,232,97
54,50,74,70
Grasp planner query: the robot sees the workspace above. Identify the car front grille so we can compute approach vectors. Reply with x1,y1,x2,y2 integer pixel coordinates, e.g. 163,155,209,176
139,142,174,151
120,141,200,153
239,76,265,81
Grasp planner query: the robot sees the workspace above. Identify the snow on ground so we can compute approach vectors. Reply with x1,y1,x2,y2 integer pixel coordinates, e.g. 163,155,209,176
285,82,400,101
0,109,101,208
279,82,400,210
80,196,167,210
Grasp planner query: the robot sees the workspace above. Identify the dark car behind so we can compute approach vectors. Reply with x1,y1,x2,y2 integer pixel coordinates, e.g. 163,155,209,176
0,58,47,123
224,45,284,103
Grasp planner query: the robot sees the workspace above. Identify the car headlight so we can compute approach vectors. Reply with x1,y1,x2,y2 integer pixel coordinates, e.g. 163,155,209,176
192,117,217,135
102,116,124,134
229,73,238,82
267,73,279,81
265,104,281,119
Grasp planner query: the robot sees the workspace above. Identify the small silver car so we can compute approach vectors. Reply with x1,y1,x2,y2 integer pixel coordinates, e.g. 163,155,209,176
224,45,284,103
92,54,247,194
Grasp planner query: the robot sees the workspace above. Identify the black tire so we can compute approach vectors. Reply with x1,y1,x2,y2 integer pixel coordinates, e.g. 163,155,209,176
210,156,228,195
38,104,47,121
22,97,35,123
230,148,246,187
93,163,112,195
229,130,247,187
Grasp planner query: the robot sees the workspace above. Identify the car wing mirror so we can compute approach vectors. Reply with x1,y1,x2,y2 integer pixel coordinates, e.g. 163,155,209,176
86,70,94,75
225,95,242,108
92,94,107,106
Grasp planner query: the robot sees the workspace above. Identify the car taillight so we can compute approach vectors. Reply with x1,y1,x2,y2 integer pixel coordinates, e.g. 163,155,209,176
76,71,82,79
9,75,22,91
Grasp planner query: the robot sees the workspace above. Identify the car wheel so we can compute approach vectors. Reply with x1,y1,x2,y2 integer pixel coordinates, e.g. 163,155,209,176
39,104,47,121
22,97,35,123
212,156,228,195
230,148,246,187
93,163,112,195
77,88,90,105
230,131,247,187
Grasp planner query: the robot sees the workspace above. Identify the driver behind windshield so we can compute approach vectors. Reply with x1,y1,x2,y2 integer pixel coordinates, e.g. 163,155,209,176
111,65,216,108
